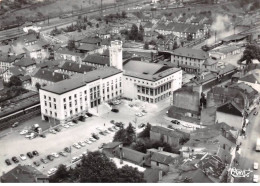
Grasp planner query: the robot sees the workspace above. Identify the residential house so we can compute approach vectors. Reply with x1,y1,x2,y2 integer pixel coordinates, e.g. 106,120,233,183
168,86,200,120
2,66,25,82
102,142,123,157
150,126,186,148
57,61,94,76
147,148,179,172
76,44,100,54
78,36,102,47
31,69,69,89
238,69,260,92
0,165,48,183
215,101,244,130
23,40,49,59
0,54,24,74
82,54,110,68
20,75,31,89
13,57,36,74
170,47,209,74
54,48,83,63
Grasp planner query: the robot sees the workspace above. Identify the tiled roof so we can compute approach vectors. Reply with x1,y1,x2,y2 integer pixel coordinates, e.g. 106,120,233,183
0,54,24,63
1,165,48,183
151,126,184,138
217,101,243,117
56,48,82,57
41,67,122,94
33,69,69,83
77,44,99,51
239,69,260,83
79,37,102,44
115,147,148,165
13,58,36,67
20,75,31,82
203,58,218,66
182,169,213,183
103,142,122,149
171,47,209,60
83,54,110,66
59,61,94,73
151,152,175,165
143,21,154,29
7,66,26,76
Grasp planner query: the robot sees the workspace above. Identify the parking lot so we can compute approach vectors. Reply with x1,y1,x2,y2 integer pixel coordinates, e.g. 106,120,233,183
0,98,173,176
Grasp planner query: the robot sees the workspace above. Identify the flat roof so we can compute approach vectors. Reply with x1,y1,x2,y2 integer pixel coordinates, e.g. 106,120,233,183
41,67,122,94
123,60,181,81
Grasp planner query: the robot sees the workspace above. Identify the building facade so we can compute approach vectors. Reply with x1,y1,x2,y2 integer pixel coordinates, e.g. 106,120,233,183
39,67,123,123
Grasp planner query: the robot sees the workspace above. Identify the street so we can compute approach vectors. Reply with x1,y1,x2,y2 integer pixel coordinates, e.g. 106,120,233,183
234,105,260,183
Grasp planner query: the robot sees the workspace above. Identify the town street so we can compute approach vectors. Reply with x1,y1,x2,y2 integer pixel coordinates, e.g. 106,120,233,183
235,105,260,183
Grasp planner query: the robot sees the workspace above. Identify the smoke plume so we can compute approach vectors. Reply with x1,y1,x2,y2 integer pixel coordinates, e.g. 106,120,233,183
207,14,234,45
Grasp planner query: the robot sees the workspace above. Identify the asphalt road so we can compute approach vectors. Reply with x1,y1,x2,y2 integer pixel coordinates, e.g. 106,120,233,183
234,105,260,183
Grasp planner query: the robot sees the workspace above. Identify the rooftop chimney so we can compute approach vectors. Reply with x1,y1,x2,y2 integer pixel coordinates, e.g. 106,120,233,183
52,72,55,76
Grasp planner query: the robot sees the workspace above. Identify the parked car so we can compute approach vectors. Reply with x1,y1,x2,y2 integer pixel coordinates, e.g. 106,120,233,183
49,129,57,134
27,152,34,159
167,125,174,129
54,127,61,132
85,113,93,117
254,111,258,116
85,140,92,144
73,143,81,149
253,175,259,183
39,134,46,138
104,130,110,134
82,151,87,156
115,122,124,128
96,127,102,131
108,127,114,132
72,119,78,124
61,124,69,128
138,123,146,128
99,131,106,136
48,168,57,176
47,155,54,161
12,122,19,128
67,122,74,126
40,158,48,164
64,147,71,153
111,108,119,113
92,133,100,140
12,156,19,163
19,154,27,161
33,161,40,167
51,153,59,158
20,130,28,135
98,143,106,149
135,113,143,117
113,126,119,130
58,152,67,157
5,159,11,166
78,141,86,147
32,150,39,156
254,162,259,170
72,157,80,163
89,137,96,142
171,120,180,125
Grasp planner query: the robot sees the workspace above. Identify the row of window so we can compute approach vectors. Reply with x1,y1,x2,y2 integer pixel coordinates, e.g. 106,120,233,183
137,91,171,103
125,75,176,86
44,95,56,102
137,82,172,96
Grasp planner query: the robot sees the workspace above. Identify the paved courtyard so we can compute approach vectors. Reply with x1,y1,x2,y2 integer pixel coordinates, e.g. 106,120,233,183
0,98,175,176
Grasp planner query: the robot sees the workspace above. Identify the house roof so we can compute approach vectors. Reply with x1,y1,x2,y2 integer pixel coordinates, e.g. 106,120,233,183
6,66,26,76
20,75,31,82
33,69,69,83
239,69,260,84
79,37,102,44
41,67,122,94
0,54,24,63
216,101,243,117
143,21,154,29
13,58,36,67
123,60,180,82
171,47,209,60
59,61,94,74
203,58,218,66
56,48,82,57
115,147,148,165
182,169,213,183
151,152,175,165
102,142,122,149
1,165,48,183
83,54,110,66
77,44,99,51
143,168,161,183
151,126,184,138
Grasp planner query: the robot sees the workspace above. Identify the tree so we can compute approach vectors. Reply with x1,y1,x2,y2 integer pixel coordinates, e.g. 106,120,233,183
9,75,22,87
78,152,118,182
121,11,127,18
149,40,156,46
143,42,149,49
49,164,70,183
117,165,145,183
96,23,99,28
132,138,148,153
35,82,41,91
157,34,165,40
129,24,139,40
125,123,136,145
187,34,193,41
239,44,260,65
172,41,178,50
113,128,126,143
67,40,76,51
138,123,151,138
